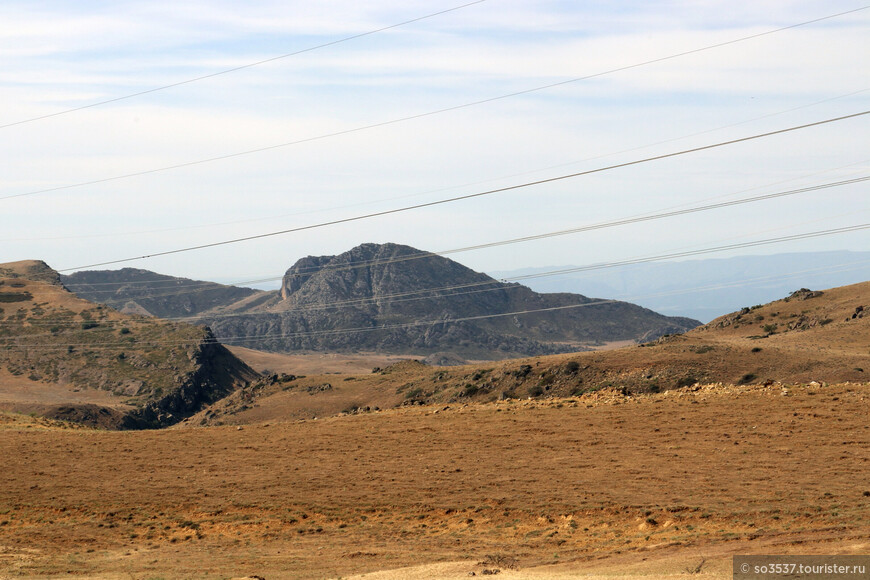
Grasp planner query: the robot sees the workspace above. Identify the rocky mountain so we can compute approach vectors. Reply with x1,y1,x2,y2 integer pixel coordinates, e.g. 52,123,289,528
64,243,700,360
0,260,259,428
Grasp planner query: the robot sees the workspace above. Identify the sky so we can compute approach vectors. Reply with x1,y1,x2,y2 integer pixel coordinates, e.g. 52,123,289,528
1,0,868,289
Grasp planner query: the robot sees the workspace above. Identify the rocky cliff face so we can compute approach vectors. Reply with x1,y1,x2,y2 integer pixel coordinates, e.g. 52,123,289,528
208,243,701,358
61,244,702,360
120,332,260,429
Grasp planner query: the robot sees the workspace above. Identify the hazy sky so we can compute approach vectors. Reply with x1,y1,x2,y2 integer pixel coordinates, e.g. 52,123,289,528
1,0,868,286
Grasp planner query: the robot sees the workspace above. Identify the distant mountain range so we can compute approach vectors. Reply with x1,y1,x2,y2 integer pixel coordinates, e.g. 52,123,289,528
489,251,870,322
62,243,700,360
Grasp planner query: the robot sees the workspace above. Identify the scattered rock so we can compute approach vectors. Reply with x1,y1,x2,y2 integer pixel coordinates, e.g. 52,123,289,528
788,288,823,301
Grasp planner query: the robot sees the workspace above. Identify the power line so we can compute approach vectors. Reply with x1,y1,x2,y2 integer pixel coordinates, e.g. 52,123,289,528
0,0,489,131
5,6,867,202
6,89,865,245
57,173,870,300
506,224,870,282
7,222,869,339
55,110,870,272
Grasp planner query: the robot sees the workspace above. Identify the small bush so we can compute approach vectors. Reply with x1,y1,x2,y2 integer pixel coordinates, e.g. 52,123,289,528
528,385,544,397
738,373,757,385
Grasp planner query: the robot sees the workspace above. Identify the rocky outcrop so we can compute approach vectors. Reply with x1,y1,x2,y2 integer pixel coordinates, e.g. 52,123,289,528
208,243,701,358
63,244,703,360
121,331,260,429
0,261,260,430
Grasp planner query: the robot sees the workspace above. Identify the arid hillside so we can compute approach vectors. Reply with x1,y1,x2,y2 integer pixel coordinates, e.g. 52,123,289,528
0,260,259,428
191,281,869,426
1,382,868,578
1,278,868,578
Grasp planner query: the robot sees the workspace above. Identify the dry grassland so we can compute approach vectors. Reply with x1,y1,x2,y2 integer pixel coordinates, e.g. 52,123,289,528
2,382,869,579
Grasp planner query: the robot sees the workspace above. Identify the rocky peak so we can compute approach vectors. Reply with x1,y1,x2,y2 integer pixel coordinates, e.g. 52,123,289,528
278,243,494,305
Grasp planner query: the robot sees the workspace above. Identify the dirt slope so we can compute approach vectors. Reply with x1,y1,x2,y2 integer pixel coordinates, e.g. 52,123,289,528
1,382,868,578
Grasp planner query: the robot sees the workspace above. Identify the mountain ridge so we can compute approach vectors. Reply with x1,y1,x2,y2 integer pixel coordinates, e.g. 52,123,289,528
63,243,701,360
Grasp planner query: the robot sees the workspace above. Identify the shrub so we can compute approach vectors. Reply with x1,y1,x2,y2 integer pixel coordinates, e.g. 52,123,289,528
675,376,697,388
738,373,757,385
528,385,544,397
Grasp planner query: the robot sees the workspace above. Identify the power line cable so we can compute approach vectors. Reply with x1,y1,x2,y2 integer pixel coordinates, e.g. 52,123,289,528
5,6,867,203
0,0,489,131
6,222,869,340
7,88,865,244
55,110,870,272
57,173,870,301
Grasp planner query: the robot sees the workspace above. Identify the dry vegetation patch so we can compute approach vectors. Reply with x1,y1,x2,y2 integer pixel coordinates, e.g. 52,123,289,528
2,382,869,578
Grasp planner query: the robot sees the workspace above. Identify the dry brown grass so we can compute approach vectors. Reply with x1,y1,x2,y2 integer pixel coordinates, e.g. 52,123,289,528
2,382,869,578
